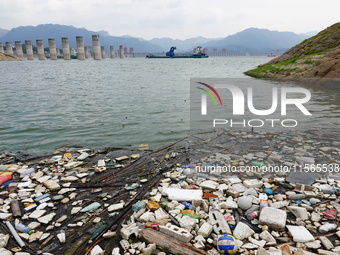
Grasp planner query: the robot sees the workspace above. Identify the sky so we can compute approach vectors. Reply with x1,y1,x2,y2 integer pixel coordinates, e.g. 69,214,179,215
0,0,339,40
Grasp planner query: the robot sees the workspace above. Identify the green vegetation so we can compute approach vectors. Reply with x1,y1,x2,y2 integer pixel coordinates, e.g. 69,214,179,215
245,22,340,78
245,65,297,78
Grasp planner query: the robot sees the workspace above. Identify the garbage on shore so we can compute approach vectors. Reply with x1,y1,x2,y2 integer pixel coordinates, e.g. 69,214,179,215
0,129,339,255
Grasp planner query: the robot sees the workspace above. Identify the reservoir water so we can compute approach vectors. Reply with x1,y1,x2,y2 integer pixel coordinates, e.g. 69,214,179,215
0,57,339,154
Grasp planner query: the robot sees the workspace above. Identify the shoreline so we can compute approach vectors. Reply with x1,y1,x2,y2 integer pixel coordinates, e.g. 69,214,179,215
0,129,339,254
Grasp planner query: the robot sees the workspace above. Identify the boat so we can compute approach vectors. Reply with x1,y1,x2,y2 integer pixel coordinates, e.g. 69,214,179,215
146,46,208,58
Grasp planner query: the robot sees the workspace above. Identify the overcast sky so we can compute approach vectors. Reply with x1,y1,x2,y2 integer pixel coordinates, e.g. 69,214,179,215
1,0,339,40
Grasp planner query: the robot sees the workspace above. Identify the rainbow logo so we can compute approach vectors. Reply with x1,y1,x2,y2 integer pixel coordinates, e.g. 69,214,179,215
197,82,223,106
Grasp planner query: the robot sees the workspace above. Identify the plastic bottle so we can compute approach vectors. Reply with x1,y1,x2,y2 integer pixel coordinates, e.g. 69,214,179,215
0,174,12,185
21,168,35,177
80,202,101,212
259,200,269,210
288,194,305,200
15,223,34,234
132,201,146,212
181,201,196,210
11,199,23,217
247,211,260,220
145,222,160,231
245,205,260,216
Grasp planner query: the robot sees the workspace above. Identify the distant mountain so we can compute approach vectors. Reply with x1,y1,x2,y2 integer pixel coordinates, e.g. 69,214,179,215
201,28,310,54
149,36,217,52
299,31,318,37
0,24,163,53
0,28,9,37
0,24,314,55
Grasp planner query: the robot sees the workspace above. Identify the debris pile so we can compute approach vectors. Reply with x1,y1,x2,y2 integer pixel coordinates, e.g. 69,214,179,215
0,129,339,254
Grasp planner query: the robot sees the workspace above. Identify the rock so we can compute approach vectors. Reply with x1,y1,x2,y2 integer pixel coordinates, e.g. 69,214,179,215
318,236,334,250
259,230,277,246
305,240,322,249
288,206,309,220
0,248,12,255
319,223,337,234
219,197,238,209
43,180,61,191
197,222,213,238
311,212,322,222
237,196,253,210
29,231,44,242
233,222,255,240
38,213,56,224
199,180,219,190
243,179,263,189
179,216,197,231
108,203,125,212
0,234,9,248
286,225,314,242
90,245,104,255
248,236,266,247
259,207,287,231
317,249,339,255
256,247,271,255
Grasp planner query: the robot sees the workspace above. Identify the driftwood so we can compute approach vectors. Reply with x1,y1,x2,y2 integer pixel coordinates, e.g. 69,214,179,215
140,228,208,255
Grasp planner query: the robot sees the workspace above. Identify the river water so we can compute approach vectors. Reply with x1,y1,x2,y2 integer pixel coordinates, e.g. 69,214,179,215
0,57,339,154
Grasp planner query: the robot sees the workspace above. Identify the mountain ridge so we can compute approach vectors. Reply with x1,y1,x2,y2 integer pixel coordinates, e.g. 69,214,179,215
0,24,313,54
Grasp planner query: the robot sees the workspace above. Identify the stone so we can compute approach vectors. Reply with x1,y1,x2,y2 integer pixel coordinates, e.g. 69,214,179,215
197,222,213,238
90,245,104,255
0,234,9,248
318,236,334,250
209,210,231,235
256,247,271,255
29,231,44,242
29,210,46,219
288,206,309,220
311,212,321,222
233,221,255,240
319,223,337,234
154,207,169,220
163,188,203,201
0,248,12,255
179,215,197,231
317,249,338,255
38,212,56,224
259,230,277,246
219,197,238,209
305,240,322,249
259,207,287,231
237,196,253,210
243,179,263,189
286,225,314,242
199,180,219,190
43,180,61,191
108,203,124,212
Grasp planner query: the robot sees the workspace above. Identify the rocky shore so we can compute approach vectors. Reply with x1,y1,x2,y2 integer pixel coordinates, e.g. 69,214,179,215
0,129,339,255
0,53,21,61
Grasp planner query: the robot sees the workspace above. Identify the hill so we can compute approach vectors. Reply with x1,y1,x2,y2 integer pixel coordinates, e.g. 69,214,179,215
245,22,340,78
0,28,8,37
0,24,163,53
201,27,309,54
0,52,21,61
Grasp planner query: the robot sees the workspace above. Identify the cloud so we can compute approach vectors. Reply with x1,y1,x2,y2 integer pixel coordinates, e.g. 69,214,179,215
0,0,339,40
